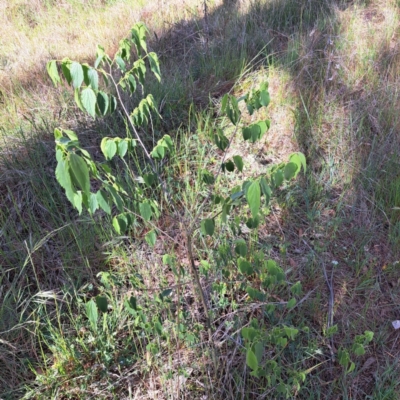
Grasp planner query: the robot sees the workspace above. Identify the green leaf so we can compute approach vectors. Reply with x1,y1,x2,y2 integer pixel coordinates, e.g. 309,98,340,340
72,191,83,214
112,214,127,234
233,155,244,172
289,152,306,175
117,140,128,158
225,160,235,172
87,68,99,90
95,295,108,313
234,240,247,257
353,343,365,356
127,74,136,93
109,95,117,114
246,180,261,218
290,281,302,295
74,88,85,112
96,190,111,214
100,137,117,160
139,202,152,221
256,120,269,138
364,330,374,343
55,156,75,204
284,162,298,180
287,298,296,309
85,299,98,329
260,90,270,107
129,296,137,310
246,349,258,371
273,170,284,187
201,219,215,236
148,52,161,81
283,326,299,340
254,342,264,363
70,62,84,89
115,56,126,72
241,327,257,341
69,153,90,195
80,87,97,118
88,192,98,214
202,170,215,185
46,60,61,86
61,59,72,85
260,177,271,204
238,258,253,275
145,230,157,247
96,91,109,116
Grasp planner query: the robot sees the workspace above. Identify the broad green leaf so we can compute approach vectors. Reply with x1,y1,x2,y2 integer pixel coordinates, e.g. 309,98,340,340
112,214,127,234
289,152,306,174
283,326,299,340
127,74,136,93
143,173,156,186
74,88,85,112
284,162,298,180
46,60,60,86
96,190,111,214
246,216,259,229
256,120,269,138
61,59,72,85
95,295,108,313
246,286,266,301
260,90,270,107
117,140,128,158
81,87,97,118
364,331,374,343
241,327,257,341
118,38,131,61
246,349,258,371
100,137,117,160
260,177,271,204
233,155,244,172
290,281,302,295
64,130,78,141
85,299,98,329
273,170,284,187
115,56,126,72
225,160,235,172
133,59,146,85
201,219,215,236
87,68,99,90
139,202,152,221
129,296,137,310
148,52,161,81
69,153,90,195
55,156,75,204
287,298,296,309
88,192,98,214
353,343,365,356
72,191,83,214
348,361,355,373
246,180,261,218
234,240,247,257
145,230,157,246
238,258,253,275
70,62,84,89
96,91,109,116
202,170,215,185
254,342,264,363
109,95,117,114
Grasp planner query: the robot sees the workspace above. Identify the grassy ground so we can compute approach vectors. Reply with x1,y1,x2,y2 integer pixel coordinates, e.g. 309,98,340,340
1,0,400,398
